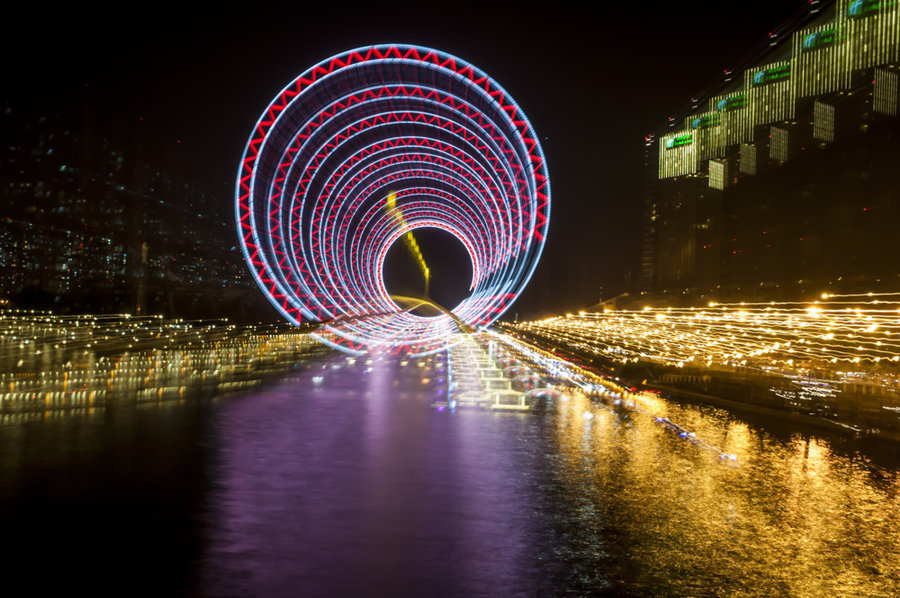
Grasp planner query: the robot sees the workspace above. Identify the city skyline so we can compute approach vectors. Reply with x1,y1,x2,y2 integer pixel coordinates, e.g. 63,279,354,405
3,1,815,319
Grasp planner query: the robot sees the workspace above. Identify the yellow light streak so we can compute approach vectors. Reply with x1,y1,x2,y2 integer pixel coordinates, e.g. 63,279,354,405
514,293,900,386
385,192,430,292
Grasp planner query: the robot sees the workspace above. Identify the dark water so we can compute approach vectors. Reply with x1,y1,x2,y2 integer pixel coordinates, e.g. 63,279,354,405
2,351,900,596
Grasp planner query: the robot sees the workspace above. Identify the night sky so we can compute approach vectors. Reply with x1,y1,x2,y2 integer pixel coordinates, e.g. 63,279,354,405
5,1,811,319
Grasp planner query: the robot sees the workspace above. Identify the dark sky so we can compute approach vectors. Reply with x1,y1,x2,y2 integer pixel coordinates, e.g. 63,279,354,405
5,0,812,318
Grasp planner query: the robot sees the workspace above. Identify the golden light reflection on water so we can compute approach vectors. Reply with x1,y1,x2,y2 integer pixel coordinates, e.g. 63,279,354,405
550,391,900,596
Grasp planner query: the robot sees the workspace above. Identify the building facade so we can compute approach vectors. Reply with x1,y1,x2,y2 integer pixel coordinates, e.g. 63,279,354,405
0,110,254,317
642,0,900,300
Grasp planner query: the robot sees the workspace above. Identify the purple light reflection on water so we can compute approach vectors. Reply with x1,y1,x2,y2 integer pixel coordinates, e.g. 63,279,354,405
199,355,554,596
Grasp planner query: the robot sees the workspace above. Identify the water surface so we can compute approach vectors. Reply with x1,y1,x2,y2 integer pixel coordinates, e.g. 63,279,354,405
2,351,899,596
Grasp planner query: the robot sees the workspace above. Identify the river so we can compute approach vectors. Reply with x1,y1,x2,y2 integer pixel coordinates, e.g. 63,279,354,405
2,348,898,596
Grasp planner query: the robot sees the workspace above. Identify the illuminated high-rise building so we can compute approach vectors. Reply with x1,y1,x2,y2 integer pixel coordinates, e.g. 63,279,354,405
813,100,838,141
709,159,730,191
642,0,900,299
768,124,797,162
654,0,899,181
739,143,759,175
875,64,900,115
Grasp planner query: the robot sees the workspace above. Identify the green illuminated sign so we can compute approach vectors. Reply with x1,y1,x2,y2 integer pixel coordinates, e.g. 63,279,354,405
715,95,747,111
665,134,693,149
848,0,898,18
752,64,791,86
691,114,721,129
801,27,846,51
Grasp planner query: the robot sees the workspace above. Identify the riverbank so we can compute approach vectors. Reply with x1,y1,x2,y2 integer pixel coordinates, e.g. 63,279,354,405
0,312,330,415
645,382,900,443
502,325,900,445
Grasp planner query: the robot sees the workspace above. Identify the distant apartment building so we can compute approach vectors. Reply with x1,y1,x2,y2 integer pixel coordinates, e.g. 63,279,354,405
0,111,251,315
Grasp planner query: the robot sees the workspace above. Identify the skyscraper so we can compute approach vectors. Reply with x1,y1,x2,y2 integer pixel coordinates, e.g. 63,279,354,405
641,0,900,300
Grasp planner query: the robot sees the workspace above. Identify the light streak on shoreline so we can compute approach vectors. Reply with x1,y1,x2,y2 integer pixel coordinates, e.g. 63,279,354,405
0,310,322,415
515,294,900,374
491,331,738,462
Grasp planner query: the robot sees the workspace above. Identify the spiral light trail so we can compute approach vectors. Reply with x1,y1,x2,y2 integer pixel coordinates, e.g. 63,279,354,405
236,45,551,354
